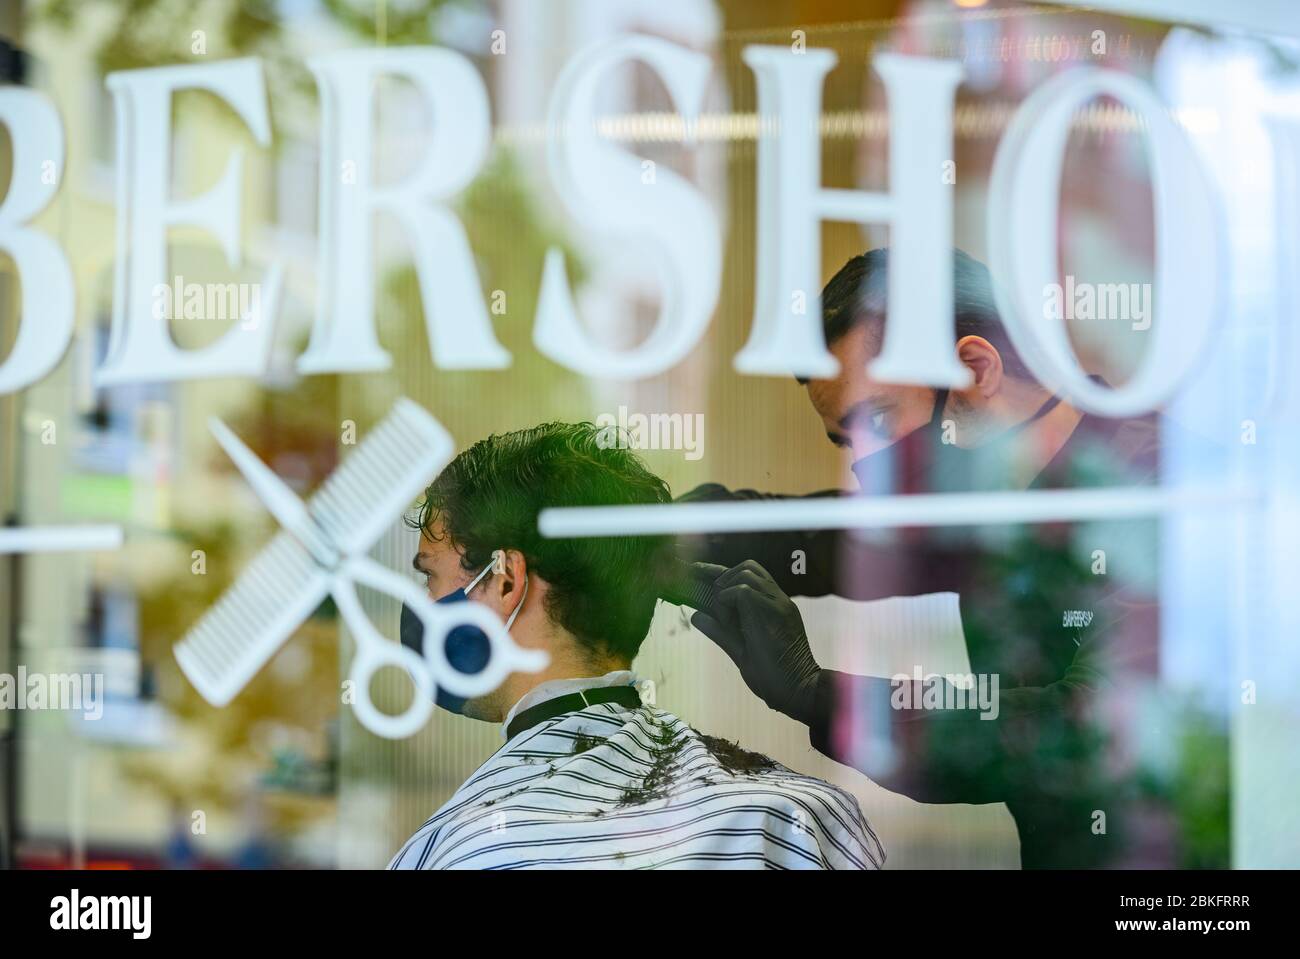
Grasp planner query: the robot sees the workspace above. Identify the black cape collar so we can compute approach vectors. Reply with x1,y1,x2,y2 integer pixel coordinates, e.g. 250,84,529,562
506,685,642,741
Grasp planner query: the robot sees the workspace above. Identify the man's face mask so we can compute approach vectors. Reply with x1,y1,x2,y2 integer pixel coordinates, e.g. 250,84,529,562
400,551,528,714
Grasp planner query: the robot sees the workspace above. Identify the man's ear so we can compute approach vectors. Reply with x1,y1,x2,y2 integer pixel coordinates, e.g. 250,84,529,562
954,335,1004,399
495,548,529,610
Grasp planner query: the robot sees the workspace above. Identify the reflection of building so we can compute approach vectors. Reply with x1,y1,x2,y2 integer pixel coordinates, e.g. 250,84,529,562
0,9,24,872
1,3,343,867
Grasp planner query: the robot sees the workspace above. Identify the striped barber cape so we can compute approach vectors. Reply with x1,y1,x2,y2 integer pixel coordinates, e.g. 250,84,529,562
389,700,885,870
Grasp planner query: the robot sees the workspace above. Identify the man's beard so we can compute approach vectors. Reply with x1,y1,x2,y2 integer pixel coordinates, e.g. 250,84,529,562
461,693,501,723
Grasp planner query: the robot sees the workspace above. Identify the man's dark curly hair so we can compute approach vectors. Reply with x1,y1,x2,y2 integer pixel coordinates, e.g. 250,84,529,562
408,422,673,663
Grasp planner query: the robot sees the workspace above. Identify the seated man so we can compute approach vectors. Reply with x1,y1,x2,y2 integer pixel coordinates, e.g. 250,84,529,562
389,422,883,870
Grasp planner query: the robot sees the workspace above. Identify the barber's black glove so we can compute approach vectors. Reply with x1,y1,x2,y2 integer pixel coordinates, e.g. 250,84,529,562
689,560,824,727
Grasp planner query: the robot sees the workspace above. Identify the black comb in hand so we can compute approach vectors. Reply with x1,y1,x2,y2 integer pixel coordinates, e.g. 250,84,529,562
658,560,721,611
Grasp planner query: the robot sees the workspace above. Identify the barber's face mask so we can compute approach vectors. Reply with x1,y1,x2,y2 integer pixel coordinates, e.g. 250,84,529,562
400,552,528,714
850,388,1061,492
850,389,950,492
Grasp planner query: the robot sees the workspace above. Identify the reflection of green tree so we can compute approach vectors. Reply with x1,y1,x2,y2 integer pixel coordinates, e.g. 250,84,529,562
31,0,467,148
372,146,590,433
1138,704,1230,869
33,0,467,70
922,527,1229,868
34,0,286,71
460,147,590,321
966,530,1100,686
317,0,463,43
920,529,1124,868
129,377,345,856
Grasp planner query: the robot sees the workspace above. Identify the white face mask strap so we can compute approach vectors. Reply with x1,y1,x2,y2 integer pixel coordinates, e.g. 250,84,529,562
505,574,529,631
465,556,497,594
469,549,528,631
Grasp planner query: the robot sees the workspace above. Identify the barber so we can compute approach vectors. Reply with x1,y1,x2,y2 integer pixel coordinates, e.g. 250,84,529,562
679,248,1162,868
689,557,1111,868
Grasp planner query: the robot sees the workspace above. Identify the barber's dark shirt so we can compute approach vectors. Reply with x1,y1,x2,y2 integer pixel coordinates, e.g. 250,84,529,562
679,411,1187,868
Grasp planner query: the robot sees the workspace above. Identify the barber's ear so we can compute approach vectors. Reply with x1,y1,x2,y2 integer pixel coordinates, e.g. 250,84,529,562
954,335,1003,398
